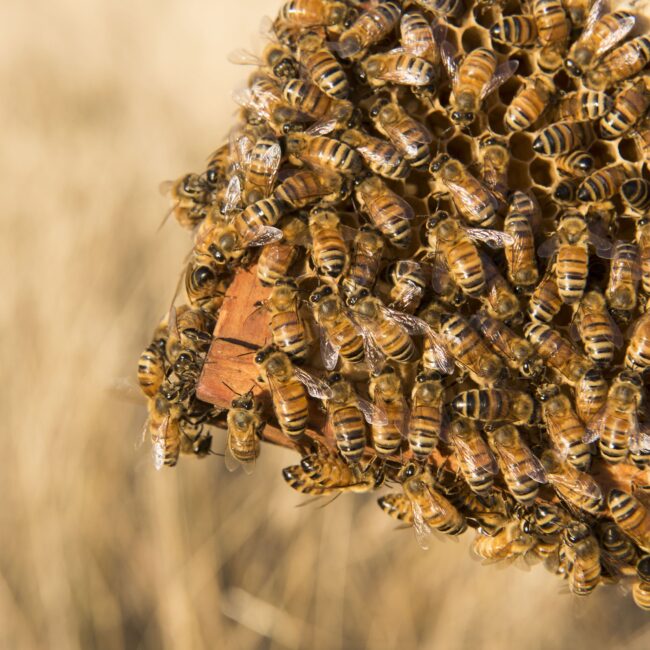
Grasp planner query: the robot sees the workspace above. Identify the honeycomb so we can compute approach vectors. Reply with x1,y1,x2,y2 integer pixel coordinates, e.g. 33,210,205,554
139,0,650,611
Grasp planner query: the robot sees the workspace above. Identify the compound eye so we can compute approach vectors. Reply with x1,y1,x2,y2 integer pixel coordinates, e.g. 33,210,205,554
359,289,369,298
330,372,342,383
195,266,214,285
465,112,474,121
254,351,265,364
451,111,463,122
323,286,333,296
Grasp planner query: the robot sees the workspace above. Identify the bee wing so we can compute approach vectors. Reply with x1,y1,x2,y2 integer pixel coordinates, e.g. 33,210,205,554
151,415,170,471
306,118,338,136
390,282,424,312
381,307,454,374
293,366,332,399
589,232,614,258
583,406,607,443
537,234,559,258
443,176,496,222
630,421,650,455
385,121,433,158
361,329,386,376
453,433,498,476
320,328,340,371
606,311,624,348
581,0,607,40
222,175,243,215
356,139,404,167
410,499,433,550
258,140,282,186
228,48,262,66
553,470,603,504
466,227,514,249
439,40,458,85
373,58,433,86
224,437,243,473
358,397,388,426
400,19,433,56
243,225,284,247
480,60,519,101
497,444,547,483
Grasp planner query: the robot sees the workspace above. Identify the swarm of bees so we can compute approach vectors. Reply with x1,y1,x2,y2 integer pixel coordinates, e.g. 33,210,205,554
138,0,650,610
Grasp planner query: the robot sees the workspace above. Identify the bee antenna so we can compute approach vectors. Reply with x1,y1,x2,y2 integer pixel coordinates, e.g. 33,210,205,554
222,381,242,396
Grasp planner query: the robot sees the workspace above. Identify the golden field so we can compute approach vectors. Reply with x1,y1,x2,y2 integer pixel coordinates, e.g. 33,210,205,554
2,1,650,648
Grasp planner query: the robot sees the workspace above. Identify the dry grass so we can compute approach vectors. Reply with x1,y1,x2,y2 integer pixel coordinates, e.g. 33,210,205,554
2,1,650,648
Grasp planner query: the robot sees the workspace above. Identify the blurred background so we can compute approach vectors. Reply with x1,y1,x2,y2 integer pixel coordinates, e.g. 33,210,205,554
1,1,650,648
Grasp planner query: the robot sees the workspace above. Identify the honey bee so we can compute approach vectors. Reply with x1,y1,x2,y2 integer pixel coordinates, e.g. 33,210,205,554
184,258,229,316
528,266,562,323
634,119,650,168
472,311,543,379
225,390,264,473
397,463,467,548
578,162,635,203
586,370,646,464
625,308,650,374
525,322,592,387
137,338,167,399
285,130,362,176
362,49,437,88
477,137,509,205
540,449,604,515
488,425,547,505
160,173,212,230
563,0,593,28
228,42,299,82
555,89,613,121
254,345,329,440
354,175,414,249
399,11,439,65
607,489,650,553
448,418,497,497
148,397,182,469
282,78,353,125
342,225,384,297
532,0,570,71
377,492,414,525
623,178,650,216
410,0,464,20
572,290,623,367
426,249,466,311
424,212,511,299
537,383,591,471
434,311,504,385
387,261,427,314
503,201,538,291
574,366,609,425
635,217,650,294
260,280,310,363
408,370,444,462
204,142,231,189
553,179,580,205
450,388,537,425
440,41,518,126
284,451,384,495
369,98,432,169
555,151,595,178
532,121,594,156
275,0,349,32
238,133,282,203
532,502,572,537
322,373,371,464
273,170,348,208
586,36,650,91
633,556,650,611
296,30,350,99
336,1,402,60
504,75,555,132
340,129,410,180
472,520,536,563
490,14,538,47
599,522,638,576
309,284,364,369
257,216,306,286
566,2,635,78
368,365,407,456
479,253,521,323
430,154,500,227
165,306,215,364
538,213,612,305
308,207,348,279
600,78,650,140
606,241,641,319
561,523,602,596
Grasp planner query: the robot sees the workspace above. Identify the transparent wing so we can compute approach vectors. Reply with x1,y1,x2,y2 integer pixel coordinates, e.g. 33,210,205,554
306,119,338,136
357,140,403,168
320,327,340,371
294,366,332,399
466,227,514,249
537,235,559,258
373,59,433,86
480,60,519,101
581,0,607,41
385,121,432,159
440,40,458,85
243,225,284,247
630,421,650,454
358,397,388,426
452,433,498,476
605,310,624,348
401,18,433,56
390,282,424,312
549,470,603,503
411,499,433,550
224,438,241,472
497,444,547,483
151,415,170,471
159,179,175,196
361,328,386,375
444,176,496,221
223,175,243,215
589,232,614,258
228,48,263,66
583,406,606,443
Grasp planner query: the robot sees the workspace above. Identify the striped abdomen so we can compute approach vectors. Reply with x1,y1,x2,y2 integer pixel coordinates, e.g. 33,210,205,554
246,136,280,195
451,389,510,421
606,241,640,314
331,403,367,465
444,238,485,297
504,212,538,287
533,0,569,46
491,16,537,46
557,90,612,120
326,314,365,362
371,400,404,456
578,163,633,202
371,318,415,362
608,490,650,553
305,136,361,174
579,311,615,366
365,194,412,248
312,228,347,278
533,121,592,155
303,48,349,99
272,378,309,439
505,78,551,132
282,78,333,118
556,244,588,304
270,311,308,362
258,243,298,286
408,402,442,462
456,48,497,112
528,272,561,322
273,171,335,208
600,83,650,139
234,197,285,239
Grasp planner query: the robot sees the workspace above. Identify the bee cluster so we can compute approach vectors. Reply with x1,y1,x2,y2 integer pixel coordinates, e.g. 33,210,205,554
138,0,650,610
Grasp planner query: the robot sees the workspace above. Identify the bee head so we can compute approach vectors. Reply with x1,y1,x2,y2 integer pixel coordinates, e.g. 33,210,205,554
254,346,275,365
429,155,450,174
193,265,216,286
